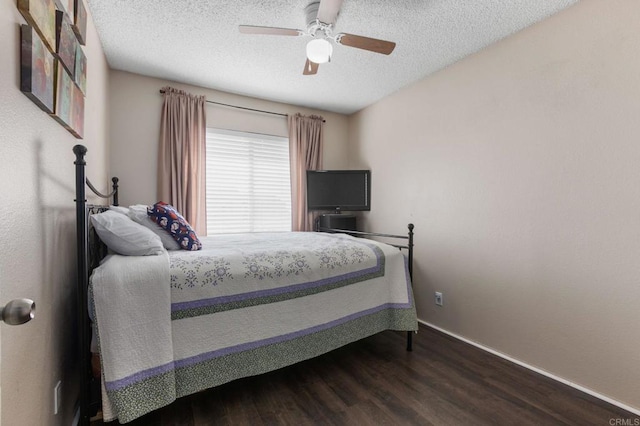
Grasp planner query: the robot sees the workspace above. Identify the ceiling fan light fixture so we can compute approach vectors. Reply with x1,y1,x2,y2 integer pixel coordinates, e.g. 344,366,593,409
306,38,333,64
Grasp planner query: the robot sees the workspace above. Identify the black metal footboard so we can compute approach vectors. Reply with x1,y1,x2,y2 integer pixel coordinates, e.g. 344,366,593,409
318,224,416,351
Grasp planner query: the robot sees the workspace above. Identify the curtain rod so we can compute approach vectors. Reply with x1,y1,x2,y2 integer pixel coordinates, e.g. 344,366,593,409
158,89,325,122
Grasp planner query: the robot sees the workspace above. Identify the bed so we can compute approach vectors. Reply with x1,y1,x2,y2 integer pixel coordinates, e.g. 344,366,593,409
73,145,418,424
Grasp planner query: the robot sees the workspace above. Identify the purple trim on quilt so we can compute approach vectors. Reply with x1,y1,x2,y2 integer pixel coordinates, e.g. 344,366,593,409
104,300,411,392
171,264,380,312
173,301,411,370
104,360,175,391
170,239,384,313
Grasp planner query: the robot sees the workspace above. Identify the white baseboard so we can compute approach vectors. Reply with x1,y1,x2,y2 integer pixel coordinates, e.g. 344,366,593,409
418,319,640,417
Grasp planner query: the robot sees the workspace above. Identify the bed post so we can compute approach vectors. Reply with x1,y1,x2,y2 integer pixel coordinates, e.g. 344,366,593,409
73,144,91,426
112,177,119,206
407,223,414,352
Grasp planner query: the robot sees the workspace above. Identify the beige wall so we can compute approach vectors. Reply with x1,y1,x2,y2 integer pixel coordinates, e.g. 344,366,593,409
0,0,110,424
349,0,640,412
109,70,350,207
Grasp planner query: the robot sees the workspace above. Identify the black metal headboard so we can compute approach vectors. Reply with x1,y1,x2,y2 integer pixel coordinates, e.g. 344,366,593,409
73,144,119,426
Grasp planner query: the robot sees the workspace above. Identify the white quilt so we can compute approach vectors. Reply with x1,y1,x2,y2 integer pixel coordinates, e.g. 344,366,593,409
90,232,417,423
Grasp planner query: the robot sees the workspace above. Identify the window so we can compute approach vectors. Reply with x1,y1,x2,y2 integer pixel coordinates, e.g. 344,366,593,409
205,128,291,234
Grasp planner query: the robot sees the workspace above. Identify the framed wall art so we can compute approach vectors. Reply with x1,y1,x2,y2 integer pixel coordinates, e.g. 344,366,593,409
54,0,74,18
71,79,85,138
54,63,83,138
73,0,87,45
55,10,77,77
16,0,86,138
20,25,56,113
54,62,72,129
74,45,86,95
18,0,56,52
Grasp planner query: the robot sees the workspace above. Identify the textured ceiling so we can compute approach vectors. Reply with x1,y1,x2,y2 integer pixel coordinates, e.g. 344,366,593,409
87,0,578,114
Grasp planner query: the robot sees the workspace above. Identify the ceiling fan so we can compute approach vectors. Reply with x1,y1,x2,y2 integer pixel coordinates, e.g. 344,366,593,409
239,0,396,75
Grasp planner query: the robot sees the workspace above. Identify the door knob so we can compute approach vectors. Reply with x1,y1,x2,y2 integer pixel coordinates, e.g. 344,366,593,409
0,298,35,325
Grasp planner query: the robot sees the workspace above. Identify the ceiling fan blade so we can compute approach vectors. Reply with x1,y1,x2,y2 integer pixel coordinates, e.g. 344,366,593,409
336,33,396,55
316,0,343,25
303,59,319,75
239,25,304,36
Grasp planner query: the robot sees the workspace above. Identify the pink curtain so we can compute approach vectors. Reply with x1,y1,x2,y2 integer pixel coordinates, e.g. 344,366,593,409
157,87,207,235
288,113,324,231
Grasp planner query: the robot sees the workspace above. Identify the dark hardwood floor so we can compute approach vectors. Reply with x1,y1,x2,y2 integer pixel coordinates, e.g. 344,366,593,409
93,324,638,425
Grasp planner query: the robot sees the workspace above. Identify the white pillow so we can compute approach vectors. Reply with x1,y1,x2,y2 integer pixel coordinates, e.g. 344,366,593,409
90,210,165,256
127,205,181,251
109,205,130,215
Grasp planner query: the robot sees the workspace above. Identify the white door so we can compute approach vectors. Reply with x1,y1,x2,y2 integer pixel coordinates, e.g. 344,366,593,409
0,316,3,426
0,294,4,426
0,298,36,426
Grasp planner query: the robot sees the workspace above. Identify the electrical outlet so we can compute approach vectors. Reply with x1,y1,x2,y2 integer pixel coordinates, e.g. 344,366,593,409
435,292,443,306
54,381,61,415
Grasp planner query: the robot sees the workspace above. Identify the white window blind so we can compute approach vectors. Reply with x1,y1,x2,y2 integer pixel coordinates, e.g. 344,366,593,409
206,128,291,234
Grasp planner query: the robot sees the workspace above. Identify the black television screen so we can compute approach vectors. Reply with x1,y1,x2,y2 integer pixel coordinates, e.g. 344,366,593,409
306,170,371,212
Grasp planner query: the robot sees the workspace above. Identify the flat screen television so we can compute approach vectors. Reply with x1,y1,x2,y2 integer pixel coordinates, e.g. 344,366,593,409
306,170,371,212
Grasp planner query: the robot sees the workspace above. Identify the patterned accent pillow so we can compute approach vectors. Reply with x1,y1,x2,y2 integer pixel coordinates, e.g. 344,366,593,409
128,205,181,251
147,202,202,251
